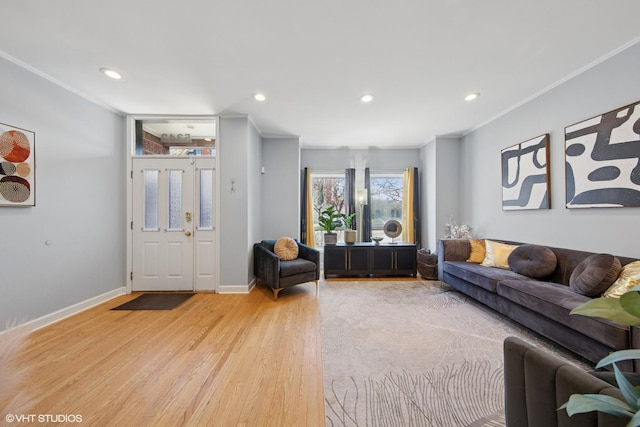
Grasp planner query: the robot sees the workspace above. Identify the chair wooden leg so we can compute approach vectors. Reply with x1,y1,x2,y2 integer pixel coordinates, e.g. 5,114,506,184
272,287,283,300
315,280,319,295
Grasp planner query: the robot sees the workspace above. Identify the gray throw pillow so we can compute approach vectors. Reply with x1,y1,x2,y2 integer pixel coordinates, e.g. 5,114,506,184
507,244,557,278
569,253,622,297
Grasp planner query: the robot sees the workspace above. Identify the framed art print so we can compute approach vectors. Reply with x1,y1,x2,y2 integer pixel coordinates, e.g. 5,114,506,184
565,101,640,208
501,134,550,210
0,123,35,206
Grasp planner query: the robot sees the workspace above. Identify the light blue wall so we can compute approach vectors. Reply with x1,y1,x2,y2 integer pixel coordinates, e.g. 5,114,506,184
461,42,640,257
262,137,300,240
420,137,461,251
218,116,263,290
0,57,125,331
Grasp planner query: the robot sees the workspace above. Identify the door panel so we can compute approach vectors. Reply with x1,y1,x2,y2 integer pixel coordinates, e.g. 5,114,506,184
133,158,194,291
143,242,160,277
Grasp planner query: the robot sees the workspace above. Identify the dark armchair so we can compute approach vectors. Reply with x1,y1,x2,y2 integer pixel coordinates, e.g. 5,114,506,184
253,239,320,300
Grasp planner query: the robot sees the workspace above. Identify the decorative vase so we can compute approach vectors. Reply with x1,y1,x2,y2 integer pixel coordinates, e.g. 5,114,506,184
344,230,356,244
324,232,337,245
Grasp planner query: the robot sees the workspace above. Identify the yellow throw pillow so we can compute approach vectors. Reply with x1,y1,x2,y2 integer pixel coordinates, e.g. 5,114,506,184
603,261,640,298
467,239,486,263
274,237,299,261
481,240,519,269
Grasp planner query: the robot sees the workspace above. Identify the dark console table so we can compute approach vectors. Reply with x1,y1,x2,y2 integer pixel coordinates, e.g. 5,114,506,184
323,243,417,278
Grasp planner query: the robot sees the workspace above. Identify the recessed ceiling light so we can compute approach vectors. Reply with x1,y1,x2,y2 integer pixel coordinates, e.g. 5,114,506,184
464,92,480,102
253,92,267,102
360,93,375,103
99,68,123,80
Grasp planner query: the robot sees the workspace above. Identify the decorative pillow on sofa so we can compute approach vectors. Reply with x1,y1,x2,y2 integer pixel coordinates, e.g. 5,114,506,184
507,244,557,278
466,239,486,263
569,253,622,297
481,240,519,269
274,237,299,261
603,261,640,298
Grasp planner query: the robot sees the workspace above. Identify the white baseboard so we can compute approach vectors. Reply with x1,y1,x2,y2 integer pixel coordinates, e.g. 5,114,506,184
4,287,127,334
217,279,255,294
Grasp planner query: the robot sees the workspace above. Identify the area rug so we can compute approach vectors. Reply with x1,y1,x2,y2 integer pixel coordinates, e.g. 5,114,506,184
319,280,588,427
111,293,195,310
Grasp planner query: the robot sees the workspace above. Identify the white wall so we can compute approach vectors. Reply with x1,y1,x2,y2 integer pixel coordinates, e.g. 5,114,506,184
0,58,125,331
302,148,421,171
262,137,300,240
461,42,640,257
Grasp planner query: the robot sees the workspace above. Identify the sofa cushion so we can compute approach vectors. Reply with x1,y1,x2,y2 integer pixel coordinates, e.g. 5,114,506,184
603,260,640,298
279,258,316,278
467,239,486,263
497,279,629,350
481,240,519,269
444,261,530,292
508,244,557,279
569,253,622,297
274,237,299,261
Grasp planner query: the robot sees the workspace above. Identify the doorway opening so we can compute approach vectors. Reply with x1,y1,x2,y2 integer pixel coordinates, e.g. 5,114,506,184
126,116,219,293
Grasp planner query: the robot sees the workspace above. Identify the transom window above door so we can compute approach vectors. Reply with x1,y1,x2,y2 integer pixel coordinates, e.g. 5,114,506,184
135,120,216,156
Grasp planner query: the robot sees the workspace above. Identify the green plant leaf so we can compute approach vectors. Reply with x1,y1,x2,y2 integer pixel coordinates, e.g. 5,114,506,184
597,350,640,369
560,393,633,418
319,206,341,232
570,297,640,326
612,363,640,410
621,291,640,319
629,409,640,427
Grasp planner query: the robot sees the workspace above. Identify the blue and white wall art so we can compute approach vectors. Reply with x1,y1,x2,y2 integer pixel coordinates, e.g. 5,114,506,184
501,134,550,210
565,101,640,208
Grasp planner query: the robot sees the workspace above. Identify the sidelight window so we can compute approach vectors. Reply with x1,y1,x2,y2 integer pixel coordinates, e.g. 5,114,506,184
199,169,214,229
168,169,183,230
143,169,159,231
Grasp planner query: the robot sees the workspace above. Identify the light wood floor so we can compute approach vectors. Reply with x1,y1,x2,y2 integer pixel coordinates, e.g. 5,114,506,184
2,283,325,426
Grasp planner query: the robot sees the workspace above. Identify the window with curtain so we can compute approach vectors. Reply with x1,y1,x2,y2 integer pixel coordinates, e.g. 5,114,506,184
311,173,345,247
369,173,404,242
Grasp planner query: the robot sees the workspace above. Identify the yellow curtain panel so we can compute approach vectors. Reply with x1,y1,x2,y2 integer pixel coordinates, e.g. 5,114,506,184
305,168,315,247
403,168,415,243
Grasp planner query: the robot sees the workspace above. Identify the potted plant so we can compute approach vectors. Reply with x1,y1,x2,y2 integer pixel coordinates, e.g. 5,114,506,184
561,284,640,423
341,212,357,244
319,206,341,245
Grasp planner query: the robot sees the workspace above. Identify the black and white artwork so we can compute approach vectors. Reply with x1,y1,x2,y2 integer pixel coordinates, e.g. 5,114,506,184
501,134,550,210
565,101,640,208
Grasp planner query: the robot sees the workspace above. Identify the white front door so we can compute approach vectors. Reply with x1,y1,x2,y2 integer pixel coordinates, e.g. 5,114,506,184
132,157,216,291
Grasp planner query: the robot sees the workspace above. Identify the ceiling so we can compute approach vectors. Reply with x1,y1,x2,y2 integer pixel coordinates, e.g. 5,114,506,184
2,1,640,148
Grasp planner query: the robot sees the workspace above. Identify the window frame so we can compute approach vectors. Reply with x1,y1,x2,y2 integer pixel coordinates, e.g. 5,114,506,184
369,172,405,241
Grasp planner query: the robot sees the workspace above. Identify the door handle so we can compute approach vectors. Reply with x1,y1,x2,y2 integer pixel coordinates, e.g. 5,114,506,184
185,231,192,237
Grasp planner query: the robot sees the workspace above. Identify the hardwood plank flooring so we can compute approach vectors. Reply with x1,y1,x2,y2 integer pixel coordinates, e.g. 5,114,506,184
1,283,324,426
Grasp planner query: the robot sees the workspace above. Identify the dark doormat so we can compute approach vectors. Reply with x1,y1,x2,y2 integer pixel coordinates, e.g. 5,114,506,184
111,293,195,310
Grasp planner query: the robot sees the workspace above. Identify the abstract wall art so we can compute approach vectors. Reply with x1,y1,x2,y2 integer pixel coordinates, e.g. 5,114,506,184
565,101,640,208
501,134,550,210
0,123,35,206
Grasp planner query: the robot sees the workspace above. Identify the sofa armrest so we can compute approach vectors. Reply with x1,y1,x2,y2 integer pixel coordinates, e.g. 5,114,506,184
254,243,280,289
437,239,471,280
504,336,626,427
297,242,320,280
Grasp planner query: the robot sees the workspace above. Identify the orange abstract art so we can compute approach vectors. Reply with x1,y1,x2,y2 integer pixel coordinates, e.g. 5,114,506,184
0,123,35,206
